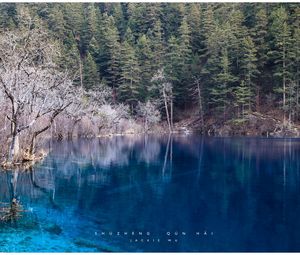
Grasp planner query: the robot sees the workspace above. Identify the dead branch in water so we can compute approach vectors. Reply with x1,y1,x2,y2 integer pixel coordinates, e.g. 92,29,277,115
0,149,47,171
0,198,25,222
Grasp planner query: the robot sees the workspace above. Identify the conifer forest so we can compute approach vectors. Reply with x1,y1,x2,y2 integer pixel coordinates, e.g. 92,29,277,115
0,3,299,149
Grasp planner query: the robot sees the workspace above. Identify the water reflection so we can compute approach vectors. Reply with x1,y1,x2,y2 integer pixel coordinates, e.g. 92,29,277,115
0,136,300,251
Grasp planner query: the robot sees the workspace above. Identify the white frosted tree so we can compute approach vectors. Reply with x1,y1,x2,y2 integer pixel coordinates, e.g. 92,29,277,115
0,21,74,163
137,100,161,131
151,69,173,133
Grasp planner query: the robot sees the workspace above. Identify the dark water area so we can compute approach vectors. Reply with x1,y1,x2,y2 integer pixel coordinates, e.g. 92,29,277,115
1,135,300,252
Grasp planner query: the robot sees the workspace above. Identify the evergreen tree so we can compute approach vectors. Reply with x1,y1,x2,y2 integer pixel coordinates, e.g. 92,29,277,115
291,7,300,120
252,7,268,70
97,13,121,89
79,3,97,56
176,16,192,105
83,52,100,90
137,34,154,100
234,80,252,118
270,6,293,124
252,5,269,110
149,19,164,70
0,3,17,30
240,36,259,111
178,16,192,67
164,36,181,83
111,3,126,37
229,9,248,72
47,4,66,39
186,3,202,53
124,27,135,46
118,40,141,108
201,4,216,57
0,2,299,125
210,48,237,118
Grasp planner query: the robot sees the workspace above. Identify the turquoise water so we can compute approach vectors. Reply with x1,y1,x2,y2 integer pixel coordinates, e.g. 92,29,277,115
1,135,300,252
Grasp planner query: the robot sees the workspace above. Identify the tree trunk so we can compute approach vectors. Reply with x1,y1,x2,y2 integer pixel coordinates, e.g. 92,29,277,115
79,59,83,88
283,45,286,126
145,116,148,132
69,118,80,138
9,133,19,162
162,134,171,176
196,80,204,128
8,119,20,162
163,88,172,133
256,86,260,112
170,95,174,131
29,133,37,156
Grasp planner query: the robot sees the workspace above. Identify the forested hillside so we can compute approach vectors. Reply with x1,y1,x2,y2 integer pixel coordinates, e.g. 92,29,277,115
0,3,299,130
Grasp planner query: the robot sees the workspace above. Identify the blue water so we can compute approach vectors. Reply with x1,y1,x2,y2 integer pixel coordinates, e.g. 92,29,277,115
1,135,300,252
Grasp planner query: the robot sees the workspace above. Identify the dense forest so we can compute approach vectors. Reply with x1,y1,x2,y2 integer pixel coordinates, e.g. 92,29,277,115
0,3,299,142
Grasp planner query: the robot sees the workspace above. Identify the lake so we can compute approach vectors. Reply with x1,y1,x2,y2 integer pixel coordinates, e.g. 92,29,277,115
0,135,300,252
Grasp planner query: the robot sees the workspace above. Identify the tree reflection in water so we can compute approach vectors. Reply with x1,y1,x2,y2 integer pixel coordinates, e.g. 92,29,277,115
0,136,300,251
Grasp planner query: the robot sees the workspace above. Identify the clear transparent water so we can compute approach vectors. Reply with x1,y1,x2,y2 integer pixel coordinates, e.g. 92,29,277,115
1,135,300,252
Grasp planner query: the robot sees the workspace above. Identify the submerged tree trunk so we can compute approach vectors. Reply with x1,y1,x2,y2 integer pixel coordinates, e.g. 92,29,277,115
162,134,171,176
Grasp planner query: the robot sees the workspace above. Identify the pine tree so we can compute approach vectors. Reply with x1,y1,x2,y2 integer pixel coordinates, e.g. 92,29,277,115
137,34,154,100
291,7,300,120
178,16,192,67
97,13,121,89
83,52,100,90
0,3,17,30
229,9,248,72
118,40,141,109
201,4,216,57
240,36,259,111
176,16,192,105
79,3,97,56
252,7,268,70
164,36,181,83
252,5,269,111
160,3,185,39
186,4,202,53
149,19,164,70
234,80,252,118
111,3,126,37
211,48,237,119
270,6,293,125
124,27,135,46
64,3,84,39
47,4,66,39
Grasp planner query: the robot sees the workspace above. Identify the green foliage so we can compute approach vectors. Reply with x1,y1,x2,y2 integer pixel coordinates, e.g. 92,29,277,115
240,36,259,109
211,48,237,115
234,80,252,117
83,52,100,89
118,40,141,107
0,3,299,123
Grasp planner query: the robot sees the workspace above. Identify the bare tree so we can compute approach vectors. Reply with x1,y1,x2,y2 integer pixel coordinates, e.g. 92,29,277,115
151,69,173,133
0,21,74,164
137,100,161,131
190,76,204,128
